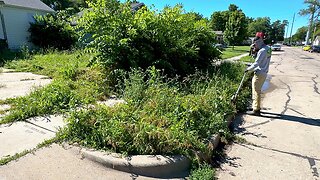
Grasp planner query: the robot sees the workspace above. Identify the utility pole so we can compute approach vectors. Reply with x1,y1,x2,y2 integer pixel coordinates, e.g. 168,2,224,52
305,4,315,45
285,21,290,43
289,13,295,45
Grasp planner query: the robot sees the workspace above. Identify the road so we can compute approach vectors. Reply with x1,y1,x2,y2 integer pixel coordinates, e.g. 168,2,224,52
217,46,320,179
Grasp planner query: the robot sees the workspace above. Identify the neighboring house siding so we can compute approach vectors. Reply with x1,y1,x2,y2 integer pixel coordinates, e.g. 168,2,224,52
0,17,3,39
2,6,47,49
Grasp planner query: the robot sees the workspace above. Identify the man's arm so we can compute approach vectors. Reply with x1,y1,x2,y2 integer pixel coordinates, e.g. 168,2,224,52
246,49,267,72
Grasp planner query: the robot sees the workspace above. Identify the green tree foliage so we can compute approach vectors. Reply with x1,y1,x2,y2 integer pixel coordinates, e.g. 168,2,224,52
78,0,220,78
292,26,308,43
210,4,248,45
209,11,229,31
223,11,246,47
29,11,78,50
269,20,288,43
228,4,239,12
247,17,271,36
299,0,320,19
247,17,287,44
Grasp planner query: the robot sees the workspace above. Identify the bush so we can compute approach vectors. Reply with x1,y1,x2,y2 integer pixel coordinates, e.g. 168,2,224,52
0,39,8,50
78,0,221,78
29,11,78,50
60,62,251,158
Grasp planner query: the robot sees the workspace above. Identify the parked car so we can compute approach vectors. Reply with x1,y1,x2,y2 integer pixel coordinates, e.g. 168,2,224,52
309,45,320,53
271,44,281,51
303,45,311,51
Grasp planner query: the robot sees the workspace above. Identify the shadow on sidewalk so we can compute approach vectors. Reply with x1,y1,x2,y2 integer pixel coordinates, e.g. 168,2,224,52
232,111,320,130
260,111,320,127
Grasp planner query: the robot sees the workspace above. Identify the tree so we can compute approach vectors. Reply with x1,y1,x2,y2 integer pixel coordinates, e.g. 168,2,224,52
247,17,271,36
210,4,248,45
269,20,287,43
187,12,206,21
224,11,243,48
292,26,308,43
299,0,320,44
29,11,78,50
299,0,320,18
228,4,239,12
209,11,229,31
78,0,220,78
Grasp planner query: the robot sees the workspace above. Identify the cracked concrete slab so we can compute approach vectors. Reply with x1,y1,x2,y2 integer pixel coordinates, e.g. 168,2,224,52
0,70,52,100
0,115,65,158
0,143,173,180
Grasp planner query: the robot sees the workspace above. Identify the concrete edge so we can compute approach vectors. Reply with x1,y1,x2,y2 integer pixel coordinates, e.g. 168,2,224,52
78,114,236,177
81,149,190,178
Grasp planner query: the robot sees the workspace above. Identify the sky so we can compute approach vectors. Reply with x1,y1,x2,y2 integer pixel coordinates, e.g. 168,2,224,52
135,0,310,36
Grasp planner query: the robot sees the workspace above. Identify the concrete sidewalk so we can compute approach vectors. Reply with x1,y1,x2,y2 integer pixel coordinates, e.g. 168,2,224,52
0,143,185,180
0,69,189,179
217,47,320,179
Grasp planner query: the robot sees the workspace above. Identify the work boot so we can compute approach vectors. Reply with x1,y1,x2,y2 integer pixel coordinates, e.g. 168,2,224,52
246,110,261,116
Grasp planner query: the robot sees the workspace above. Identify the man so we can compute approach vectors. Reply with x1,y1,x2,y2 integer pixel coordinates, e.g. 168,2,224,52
246,32,272,116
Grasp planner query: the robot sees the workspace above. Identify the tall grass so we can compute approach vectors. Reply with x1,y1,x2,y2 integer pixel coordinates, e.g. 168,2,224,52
0,50,109,124
60,62,251,158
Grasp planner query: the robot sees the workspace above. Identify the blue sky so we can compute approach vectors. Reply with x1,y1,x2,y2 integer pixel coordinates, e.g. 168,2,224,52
135,0,310,36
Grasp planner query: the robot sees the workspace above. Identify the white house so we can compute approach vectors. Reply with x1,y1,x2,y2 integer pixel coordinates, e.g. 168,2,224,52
0,0,54,50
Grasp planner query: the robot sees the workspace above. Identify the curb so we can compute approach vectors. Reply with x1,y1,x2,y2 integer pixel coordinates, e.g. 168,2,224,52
78,115,235,177
81,149,190,178
76,102,237,177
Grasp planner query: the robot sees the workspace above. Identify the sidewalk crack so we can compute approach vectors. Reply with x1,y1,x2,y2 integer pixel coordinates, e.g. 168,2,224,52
279,80,291,115
311,75,320,95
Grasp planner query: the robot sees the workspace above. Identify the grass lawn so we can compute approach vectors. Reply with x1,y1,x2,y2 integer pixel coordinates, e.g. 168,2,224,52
221,46,250,59
238,55,255,63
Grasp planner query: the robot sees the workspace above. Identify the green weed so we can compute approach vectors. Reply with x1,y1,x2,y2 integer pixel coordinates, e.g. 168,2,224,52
190,164,215,180
60,62,251,159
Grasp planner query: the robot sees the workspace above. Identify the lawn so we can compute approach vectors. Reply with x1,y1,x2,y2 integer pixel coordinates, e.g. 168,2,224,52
221,46,250,59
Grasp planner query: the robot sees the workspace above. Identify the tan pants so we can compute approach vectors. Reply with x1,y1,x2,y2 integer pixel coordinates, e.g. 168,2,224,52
252,73,267,111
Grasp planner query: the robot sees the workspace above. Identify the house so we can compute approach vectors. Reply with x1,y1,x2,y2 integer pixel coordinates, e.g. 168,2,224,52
213,31,224,44
0,0,54,50
313,36,319,46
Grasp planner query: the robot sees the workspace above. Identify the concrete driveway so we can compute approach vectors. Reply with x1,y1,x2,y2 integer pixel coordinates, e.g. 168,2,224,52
217,46,320,179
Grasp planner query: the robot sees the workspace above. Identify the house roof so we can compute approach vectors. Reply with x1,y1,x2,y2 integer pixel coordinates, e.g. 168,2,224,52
1,0,54,12
130,2,145,11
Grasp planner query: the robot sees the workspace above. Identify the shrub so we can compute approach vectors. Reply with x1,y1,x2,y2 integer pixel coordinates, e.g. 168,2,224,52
60,62,251,158
0,39,8,50
29,11,78,50
78,0,221,78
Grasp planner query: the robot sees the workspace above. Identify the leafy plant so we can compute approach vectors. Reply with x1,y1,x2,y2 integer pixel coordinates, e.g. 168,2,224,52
190,164,215,180
29,11,78,50
78,0,220,78
60,62,251,159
